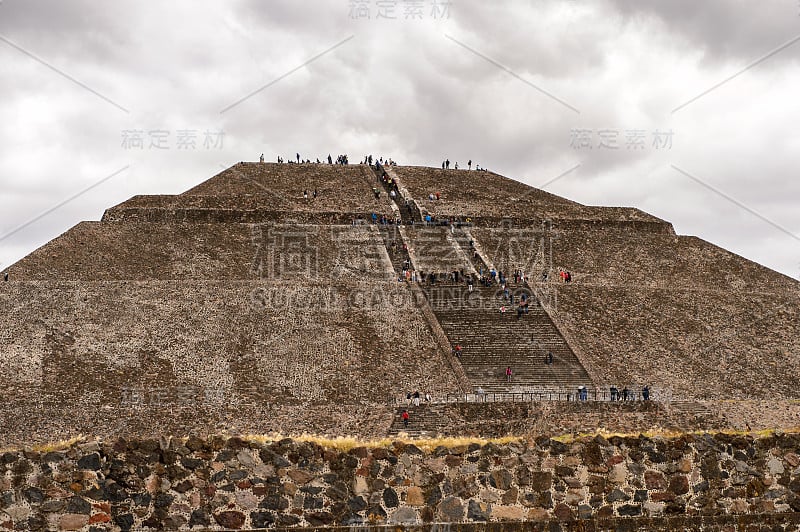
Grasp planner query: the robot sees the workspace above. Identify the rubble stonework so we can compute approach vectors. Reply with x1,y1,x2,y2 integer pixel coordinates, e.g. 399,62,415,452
2,433,800,530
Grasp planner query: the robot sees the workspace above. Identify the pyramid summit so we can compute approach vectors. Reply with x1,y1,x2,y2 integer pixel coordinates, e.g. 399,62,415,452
2,160,799,447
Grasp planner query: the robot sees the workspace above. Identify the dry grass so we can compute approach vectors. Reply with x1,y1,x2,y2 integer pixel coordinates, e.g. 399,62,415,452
0,435,87,454
31,435,87,452
241,432,521,452
6,426,800,454
549,426,800,444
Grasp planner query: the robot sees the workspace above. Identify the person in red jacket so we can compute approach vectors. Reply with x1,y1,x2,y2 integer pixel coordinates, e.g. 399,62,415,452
505,366,513,382
402,410,409,428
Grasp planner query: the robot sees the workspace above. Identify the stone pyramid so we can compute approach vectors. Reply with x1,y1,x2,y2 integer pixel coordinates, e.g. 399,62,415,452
1,162,798,446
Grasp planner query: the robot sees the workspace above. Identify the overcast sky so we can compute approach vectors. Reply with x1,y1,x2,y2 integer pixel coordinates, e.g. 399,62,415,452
1,0,798,280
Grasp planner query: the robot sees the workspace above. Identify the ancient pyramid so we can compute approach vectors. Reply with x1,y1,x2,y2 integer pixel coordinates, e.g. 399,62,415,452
2,161,799,446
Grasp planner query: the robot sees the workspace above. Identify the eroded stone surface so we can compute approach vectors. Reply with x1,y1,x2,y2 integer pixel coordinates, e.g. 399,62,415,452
0,433,792,529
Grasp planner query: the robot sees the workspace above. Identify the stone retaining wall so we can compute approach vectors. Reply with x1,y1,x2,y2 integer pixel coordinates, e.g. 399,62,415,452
3,432,800,530
395,401,728,438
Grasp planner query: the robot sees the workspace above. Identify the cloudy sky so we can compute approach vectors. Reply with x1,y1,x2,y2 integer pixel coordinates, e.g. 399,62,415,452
1,0,798,279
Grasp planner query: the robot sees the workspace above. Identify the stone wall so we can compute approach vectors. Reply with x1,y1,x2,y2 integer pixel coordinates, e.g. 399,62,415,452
550,286,800,400
472,227,793,293
180,162,378,201
100,162,396,224
469,218,800,403
10,222,395,282
0,281,462,447
393,401,729,439
390,167,671,230
391,166,577,210
2,432,800,530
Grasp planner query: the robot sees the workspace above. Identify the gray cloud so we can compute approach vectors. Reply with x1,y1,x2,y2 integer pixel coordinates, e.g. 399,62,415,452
0,0,797,279
608,0,800,65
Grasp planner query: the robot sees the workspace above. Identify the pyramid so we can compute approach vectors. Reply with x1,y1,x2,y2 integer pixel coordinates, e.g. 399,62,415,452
2,161,799,446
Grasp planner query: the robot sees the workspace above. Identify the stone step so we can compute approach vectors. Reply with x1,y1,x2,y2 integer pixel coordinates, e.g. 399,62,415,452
462,368,587,376
424,281,590,392
388,404,453,435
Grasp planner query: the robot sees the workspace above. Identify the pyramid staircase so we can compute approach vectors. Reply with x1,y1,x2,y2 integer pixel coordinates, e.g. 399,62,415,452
377,225,410,276
372,163,420,224
368,164,592,396
388,403,451,437
451,227,486,275
425,284,592,393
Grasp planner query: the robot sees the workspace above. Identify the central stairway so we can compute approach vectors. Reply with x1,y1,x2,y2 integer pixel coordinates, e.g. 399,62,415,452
388,403,451,437
367,162,592,396
425,284,591,393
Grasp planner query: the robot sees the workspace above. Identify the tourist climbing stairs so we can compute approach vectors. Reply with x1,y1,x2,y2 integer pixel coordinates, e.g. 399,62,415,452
377,225,410,276
403,226,476,277
371,164,419,224
451,226,489,275
388,403,451,437
393,197,418,225
424,284,591,394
